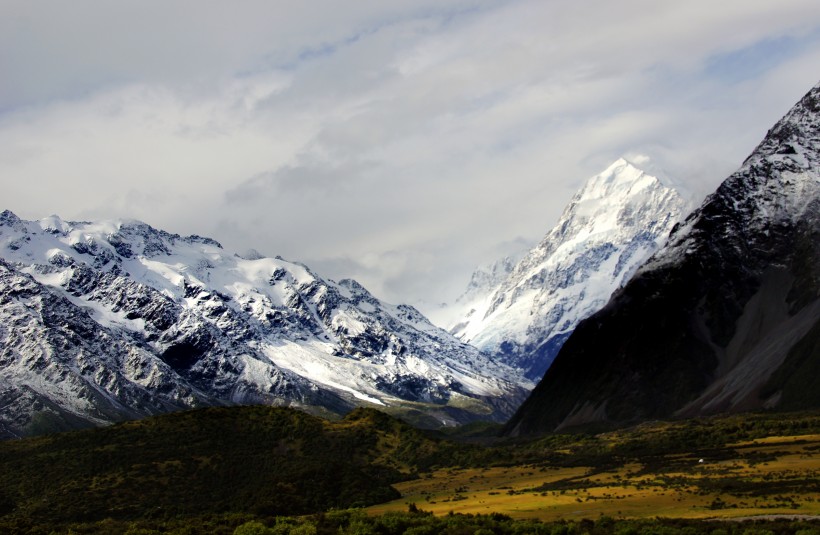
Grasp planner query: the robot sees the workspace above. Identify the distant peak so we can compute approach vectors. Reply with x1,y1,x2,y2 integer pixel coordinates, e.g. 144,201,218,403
609,156,633,169
117,219,156,231
560,157,690,224
609,155,668,178
0,210,21,225
337,278,368,292
603,156,649,176
237,248,265,260
38,214,71,234
584,156,689,199
580,158,656,195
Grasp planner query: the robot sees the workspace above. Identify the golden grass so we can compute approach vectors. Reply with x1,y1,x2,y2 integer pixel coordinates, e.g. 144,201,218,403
367,434,820,521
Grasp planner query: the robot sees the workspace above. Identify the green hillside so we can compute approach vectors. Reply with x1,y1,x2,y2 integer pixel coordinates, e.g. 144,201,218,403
0,405,474,529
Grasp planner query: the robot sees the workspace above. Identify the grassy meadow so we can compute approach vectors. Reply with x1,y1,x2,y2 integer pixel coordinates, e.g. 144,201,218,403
369,427,820,521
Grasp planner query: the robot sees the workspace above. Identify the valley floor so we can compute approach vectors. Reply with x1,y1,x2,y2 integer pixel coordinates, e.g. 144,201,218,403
368,433,820,521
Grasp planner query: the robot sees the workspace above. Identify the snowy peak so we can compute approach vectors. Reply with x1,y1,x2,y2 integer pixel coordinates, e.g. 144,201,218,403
749,81,820,164
449,158,689,379
573,157,686,216
578,157,656,196
541,158,682,250
507,157,688,294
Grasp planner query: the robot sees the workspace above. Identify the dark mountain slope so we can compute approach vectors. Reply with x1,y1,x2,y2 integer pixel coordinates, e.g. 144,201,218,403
505,81,820,436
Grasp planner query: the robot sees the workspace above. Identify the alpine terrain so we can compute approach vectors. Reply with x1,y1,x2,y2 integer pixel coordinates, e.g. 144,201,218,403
0,213,529,438
506,81,820,436
448,158,689,380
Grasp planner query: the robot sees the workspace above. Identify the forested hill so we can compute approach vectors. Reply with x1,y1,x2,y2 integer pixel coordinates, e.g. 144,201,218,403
0,405,472,526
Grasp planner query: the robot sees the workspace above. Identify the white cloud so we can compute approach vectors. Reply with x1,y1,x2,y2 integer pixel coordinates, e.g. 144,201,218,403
1,0,820,312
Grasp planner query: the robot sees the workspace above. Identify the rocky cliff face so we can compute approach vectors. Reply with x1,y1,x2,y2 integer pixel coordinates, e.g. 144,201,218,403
505,82,820,436
449,159,688,380
0,213,528,437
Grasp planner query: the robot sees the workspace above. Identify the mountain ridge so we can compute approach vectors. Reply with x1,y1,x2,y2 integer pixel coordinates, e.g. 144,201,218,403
0,212,529,437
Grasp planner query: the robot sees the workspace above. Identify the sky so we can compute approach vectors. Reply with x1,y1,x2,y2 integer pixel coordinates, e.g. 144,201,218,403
2,1,820,318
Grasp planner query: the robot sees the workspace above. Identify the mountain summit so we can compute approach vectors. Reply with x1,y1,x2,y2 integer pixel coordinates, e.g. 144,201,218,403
0,214,528,437
449,158,689,380
506,81,820,435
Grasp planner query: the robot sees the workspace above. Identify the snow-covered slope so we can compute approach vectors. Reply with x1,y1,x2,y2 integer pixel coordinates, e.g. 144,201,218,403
449,159,689,379
0,212,529,437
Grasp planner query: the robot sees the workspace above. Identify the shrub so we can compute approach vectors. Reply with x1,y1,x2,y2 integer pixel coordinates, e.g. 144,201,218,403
234,521,273,535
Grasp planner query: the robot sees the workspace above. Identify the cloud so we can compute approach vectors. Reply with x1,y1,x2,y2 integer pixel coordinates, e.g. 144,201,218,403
1,0,820,311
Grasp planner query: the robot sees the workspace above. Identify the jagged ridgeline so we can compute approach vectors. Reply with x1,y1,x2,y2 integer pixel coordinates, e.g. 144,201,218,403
0,212,529,438
506,81,820,436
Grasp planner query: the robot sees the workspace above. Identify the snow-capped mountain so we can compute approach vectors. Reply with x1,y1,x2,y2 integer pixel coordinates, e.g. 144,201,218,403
506,81,820,436
449,158,690,379
0,212,529,437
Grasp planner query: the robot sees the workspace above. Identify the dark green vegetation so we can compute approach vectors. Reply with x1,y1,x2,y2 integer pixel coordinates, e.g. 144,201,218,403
0,406,477,532
515,410,820,466
6,507,820,534
453,409,820,471
229,511,820,535
2,407,820,533
44,509,820,535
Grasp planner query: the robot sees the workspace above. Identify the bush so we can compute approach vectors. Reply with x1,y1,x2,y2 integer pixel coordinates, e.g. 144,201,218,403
342,520,377,535
234,521,273,535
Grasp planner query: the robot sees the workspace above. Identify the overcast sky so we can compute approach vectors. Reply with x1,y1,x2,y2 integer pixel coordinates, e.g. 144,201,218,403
2,1,820,315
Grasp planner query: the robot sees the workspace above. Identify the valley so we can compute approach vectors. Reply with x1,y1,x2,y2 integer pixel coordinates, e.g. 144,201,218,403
2,406,820,533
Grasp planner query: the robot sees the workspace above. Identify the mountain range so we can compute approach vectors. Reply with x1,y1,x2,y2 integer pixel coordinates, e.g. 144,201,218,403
0,147,689,440
0,213,529,438
2,77,818,444
506,81,820,435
